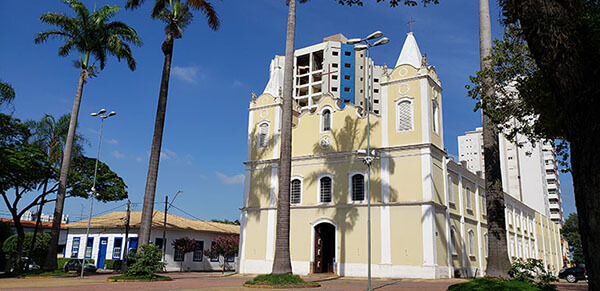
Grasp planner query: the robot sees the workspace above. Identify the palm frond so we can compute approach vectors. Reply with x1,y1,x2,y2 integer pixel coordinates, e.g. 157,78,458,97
125,0,146,10
151,0,169,19
0,80,16,106
93,5,120,24
187,0,219,30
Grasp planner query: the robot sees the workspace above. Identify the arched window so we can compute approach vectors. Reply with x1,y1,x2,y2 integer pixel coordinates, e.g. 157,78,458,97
290,179,301,205
258,123,269,148
465,186,472,210
432,99,439,134
450,227,458,255
351,174,365,201
447,175,454,204
397,100,413,131
468,230,475,256
484,233,488,257
319,176,332,203
322,109,331,132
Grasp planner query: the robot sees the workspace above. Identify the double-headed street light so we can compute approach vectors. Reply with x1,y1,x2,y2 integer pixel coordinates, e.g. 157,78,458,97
81,108,116,279
349,31,389,291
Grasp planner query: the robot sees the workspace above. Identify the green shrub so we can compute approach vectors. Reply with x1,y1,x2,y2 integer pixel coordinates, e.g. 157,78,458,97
125,245,164,279
509,258,558,290
448,278,538,291
57,258,71,269
2,233,50,268
104,259,122,270
244,274,316,286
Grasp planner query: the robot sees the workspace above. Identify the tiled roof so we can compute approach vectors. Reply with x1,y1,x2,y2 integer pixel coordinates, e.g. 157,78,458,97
65,211,239,235
0,218,67,230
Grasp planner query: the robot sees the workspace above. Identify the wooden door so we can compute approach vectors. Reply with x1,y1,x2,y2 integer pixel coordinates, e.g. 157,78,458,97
314,227,324,273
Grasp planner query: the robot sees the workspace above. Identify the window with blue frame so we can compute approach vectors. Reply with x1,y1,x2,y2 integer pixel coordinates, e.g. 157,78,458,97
155,237,164,250
174,247,184,261
85,238,94,258
193,241,204,262
210,241,219,262
225,255,235,263
113,238,123,259
71,237,80,258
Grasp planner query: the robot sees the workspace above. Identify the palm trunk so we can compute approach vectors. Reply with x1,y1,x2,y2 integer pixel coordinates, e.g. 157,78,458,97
44,69,87,270
271,0,296,275
479,0,511,278
139,32,175,246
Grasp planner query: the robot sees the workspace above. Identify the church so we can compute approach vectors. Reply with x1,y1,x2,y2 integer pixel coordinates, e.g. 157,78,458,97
237,32,563,279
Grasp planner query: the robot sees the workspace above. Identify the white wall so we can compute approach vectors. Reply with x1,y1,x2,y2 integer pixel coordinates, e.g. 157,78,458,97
65,228,237,272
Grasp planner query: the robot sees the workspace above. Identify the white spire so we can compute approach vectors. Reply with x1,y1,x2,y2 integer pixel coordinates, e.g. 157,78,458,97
263,55,285,97
395,32,422,69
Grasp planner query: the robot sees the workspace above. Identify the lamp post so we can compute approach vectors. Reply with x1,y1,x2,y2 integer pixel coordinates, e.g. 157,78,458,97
80,108,116,279
348,32,389,291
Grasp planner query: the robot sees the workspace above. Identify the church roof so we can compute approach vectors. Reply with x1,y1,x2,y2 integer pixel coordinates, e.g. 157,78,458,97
395,32,422,69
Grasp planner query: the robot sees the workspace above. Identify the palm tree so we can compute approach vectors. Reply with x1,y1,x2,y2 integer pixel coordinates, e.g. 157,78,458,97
271,0,307,275
124,0,220,246
0,80,16,107
35,0,141,269
479,0,511,277
26,114,84,261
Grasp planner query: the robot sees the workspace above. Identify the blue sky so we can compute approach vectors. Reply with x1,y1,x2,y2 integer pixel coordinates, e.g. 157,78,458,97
0,0,576,223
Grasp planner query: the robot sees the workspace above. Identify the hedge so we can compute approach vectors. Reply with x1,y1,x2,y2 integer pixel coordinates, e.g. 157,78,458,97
57,258,70,269
104,259,122,270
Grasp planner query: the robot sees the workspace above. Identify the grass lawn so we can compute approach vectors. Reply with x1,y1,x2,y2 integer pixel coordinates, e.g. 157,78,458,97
448,278,539,291
244,274,320,288
106,274,172,282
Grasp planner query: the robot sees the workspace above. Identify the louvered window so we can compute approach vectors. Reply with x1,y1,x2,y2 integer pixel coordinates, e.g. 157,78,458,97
258,123,269,148
397,100,413,131
320,177,332,203
432,100,439,134
322,110,331,131
351,174,365,201
290,179,301,204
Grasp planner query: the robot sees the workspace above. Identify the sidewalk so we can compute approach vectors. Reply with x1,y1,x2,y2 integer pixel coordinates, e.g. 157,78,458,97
0,272,589,291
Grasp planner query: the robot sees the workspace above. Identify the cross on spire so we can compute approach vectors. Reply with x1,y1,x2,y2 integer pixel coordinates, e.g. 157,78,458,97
407,17,416,33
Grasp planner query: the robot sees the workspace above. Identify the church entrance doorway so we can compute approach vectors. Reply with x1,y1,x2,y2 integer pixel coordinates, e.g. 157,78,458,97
313,222,335,273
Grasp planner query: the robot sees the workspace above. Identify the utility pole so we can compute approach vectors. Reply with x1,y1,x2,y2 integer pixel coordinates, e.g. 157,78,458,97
121,200,131,273
162,195,168,263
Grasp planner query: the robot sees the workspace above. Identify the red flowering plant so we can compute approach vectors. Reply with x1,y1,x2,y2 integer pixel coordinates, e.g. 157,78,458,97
171,237,201,271
203,235,239,273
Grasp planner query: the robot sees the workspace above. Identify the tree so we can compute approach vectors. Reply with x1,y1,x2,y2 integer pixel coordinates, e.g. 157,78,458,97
124,0,220,247
478,0,511,278
2,233,50,270
210,219,240,225
0,114,128,272
35,0,141,270
203,235,238,273
563,213,584,264
25,114,84,262
0,80,15,108
467,0,600,287
171,237,200,271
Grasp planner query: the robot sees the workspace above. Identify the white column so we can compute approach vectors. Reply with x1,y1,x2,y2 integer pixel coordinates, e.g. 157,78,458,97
421,147,436,267
380,152,391,265
475,184,483,272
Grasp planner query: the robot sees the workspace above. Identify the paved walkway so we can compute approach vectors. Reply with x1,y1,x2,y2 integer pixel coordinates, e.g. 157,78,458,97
0,272,589,291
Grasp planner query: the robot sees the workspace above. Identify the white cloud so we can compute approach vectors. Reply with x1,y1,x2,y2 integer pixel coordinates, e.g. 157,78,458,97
136,156,143,162
172,66,200,84
216,172,245,185
232,80,243,87
107,138,119,145
111,151,125,159
160,148,178,160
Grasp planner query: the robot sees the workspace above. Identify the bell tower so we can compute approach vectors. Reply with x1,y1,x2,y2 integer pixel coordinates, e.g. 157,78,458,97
380,32,444,150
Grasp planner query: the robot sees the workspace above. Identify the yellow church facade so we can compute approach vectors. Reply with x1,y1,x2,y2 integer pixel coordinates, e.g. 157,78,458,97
238,33,563,278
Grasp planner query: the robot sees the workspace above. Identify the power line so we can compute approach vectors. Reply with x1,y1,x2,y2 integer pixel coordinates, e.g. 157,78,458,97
169,205,231,234
92,202,127,217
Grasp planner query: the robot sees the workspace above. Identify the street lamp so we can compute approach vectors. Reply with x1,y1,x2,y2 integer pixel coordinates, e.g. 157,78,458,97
81,108,117,279
350,31,389,291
